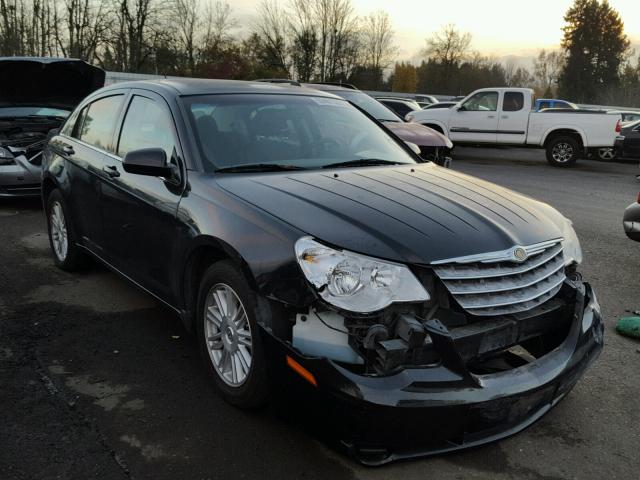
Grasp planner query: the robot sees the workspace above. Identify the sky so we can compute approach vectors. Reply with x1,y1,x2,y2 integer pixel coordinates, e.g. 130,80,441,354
229,0,640,64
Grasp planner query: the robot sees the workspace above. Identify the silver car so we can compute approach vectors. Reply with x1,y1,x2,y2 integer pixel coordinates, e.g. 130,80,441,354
0,57,104,197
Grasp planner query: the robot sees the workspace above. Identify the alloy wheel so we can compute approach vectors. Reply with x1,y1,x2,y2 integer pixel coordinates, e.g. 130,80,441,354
598,148,616,160
552,142,574,163
204,283,253,386
50,201,68,261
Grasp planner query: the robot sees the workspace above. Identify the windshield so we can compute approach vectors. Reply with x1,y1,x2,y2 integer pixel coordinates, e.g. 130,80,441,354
184,94,416,172
0,106,70,118
327,90,401,122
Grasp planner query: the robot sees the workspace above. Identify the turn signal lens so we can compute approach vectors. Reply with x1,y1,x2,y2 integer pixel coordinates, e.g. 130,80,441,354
286,356,318,387
615,119,621,133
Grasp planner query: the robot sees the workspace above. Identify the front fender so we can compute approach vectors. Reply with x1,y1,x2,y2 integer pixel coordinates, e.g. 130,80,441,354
175,173,314,310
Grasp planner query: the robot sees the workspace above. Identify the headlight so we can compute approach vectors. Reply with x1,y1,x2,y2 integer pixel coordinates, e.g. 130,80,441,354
0,147,14,158
561,218,583,265
295,237,429,313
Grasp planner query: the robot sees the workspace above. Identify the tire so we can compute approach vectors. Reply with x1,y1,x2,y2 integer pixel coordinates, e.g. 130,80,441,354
596,147,616,161
45,189,87,271
546,136,580,167
196,261,269,408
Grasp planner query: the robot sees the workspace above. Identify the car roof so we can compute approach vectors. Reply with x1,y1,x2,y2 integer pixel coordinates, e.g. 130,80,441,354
98,78,341,98
377,97,417,104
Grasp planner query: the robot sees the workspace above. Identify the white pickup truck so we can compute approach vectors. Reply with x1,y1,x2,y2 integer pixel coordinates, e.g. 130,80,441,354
406,87,622,167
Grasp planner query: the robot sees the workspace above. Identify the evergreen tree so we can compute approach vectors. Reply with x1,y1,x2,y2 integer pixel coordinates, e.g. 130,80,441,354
558,0,629,103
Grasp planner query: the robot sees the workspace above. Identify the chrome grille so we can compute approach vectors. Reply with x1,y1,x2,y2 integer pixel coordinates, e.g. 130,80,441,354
432,239,566,316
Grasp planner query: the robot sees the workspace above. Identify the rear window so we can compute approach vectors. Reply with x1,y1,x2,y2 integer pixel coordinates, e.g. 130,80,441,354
77,95,124,152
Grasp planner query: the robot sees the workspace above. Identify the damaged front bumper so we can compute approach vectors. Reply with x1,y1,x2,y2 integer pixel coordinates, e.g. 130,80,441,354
261,280,603,465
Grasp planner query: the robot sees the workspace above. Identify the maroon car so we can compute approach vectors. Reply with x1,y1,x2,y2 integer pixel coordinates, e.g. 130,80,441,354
301,83,453,167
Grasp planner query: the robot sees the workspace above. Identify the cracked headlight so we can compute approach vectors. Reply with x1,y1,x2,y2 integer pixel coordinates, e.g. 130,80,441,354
295,237,429,313
561,218,583,265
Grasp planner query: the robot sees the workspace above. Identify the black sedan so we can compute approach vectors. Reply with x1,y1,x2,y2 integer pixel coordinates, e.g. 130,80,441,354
615,120,640,159
42,79,602,464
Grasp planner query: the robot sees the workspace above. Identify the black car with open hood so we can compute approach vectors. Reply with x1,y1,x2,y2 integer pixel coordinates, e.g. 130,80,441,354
0,57,105,197
41,79,603,464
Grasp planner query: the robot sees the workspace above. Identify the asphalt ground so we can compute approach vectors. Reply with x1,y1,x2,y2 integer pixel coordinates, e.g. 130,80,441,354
1,147,639,480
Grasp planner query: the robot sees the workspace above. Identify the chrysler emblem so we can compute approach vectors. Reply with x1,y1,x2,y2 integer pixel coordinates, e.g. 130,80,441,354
513,247,528,262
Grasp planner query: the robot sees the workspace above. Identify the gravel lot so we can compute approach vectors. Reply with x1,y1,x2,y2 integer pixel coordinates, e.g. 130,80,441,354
1,148,639,480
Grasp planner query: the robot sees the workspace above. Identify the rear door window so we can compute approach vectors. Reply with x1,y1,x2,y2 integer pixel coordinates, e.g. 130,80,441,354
78,95,124,153
117,95,176,159
503,92,524,112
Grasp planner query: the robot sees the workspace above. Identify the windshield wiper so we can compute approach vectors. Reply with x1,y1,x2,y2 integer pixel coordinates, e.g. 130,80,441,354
322,158,407,169
214,163,307,173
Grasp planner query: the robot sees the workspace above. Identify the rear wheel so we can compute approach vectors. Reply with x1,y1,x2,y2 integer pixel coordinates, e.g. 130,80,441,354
45,189,87,271
196,261,269,408
546,136,580,167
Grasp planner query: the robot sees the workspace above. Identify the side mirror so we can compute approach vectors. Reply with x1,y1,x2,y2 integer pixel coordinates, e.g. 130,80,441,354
123,148,173,178
404,141,421,155
457,105,466,112
623,200,640,242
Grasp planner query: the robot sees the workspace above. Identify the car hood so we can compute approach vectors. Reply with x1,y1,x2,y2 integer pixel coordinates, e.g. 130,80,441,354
382,121,453,148
0,57,105,110
214,163,568,265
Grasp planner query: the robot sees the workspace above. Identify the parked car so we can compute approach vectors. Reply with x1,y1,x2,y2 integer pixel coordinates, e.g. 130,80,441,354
422,101,458,110
375,97,422,119
623,193,640,241
42,79,602,465
609,110,640,125
0,57,104,197
303,83,452,166
414,94,439,105
407,87,622,167
535,99,578,111
614,120,640,159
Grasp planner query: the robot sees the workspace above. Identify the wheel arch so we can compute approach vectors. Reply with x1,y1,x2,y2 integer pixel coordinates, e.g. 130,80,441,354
180,236,258,332
421,122,448,136
542,127,586,149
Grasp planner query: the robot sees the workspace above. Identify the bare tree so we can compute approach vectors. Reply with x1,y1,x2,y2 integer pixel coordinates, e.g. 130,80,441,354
361,10,397,72
254,0,289,74
1,0,59,56
504,58,516,86
56,0,110,62
201,0,235,52
109,0,160,72
289,0,317,81
314,0,359,81
173,0,198,74
424,24,471,67
534,49,565,96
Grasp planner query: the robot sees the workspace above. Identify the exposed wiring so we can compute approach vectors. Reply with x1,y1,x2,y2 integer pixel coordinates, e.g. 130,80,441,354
312,309,354,336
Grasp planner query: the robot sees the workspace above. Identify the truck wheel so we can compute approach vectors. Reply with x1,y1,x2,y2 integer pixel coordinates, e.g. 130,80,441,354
546,136,579,167
196,261,269,408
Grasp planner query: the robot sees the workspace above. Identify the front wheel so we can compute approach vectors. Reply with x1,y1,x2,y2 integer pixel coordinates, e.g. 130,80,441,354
196,261,269,408
546,136,580,167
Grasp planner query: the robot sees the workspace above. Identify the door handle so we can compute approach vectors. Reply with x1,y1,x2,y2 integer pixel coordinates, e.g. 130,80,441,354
102,165,120,178
61,144,75,156
501,115,509,119
487,115,496,119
